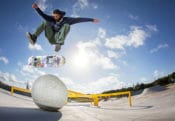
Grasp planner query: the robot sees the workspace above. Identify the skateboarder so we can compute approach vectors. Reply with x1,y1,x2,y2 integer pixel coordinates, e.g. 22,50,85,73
27,3,99,52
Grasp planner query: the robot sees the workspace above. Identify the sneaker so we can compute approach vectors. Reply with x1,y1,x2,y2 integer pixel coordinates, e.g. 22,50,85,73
26,32,37,45
55,44,61,52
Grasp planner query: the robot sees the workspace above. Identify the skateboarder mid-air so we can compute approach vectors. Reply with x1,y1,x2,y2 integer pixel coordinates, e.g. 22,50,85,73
27,3,99,52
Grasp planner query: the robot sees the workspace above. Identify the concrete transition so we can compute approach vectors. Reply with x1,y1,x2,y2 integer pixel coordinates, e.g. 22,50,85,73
32,74,68,111
140,85,167,96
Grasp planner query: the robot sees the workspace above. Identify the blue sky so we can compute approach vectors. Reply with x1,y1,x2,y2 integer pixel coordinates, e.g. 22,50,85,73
0,0,175,93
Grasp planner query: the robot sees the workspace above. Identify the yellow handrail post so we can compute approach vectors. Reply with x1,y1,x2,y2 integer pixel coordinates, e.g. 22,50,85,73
128,91,132,107
93,95,99,106
11,86,14,95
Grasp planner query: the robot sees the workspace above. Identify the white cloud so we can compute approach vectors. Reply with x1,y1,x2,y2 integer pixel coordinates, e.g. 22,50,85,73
105,35,127,50
107,50,117,58
60,75,125,94
129,14,139,20
92,28,107,46
14,62,46,88
119,60,128,66
86,76,125,93
140,77,148,83
71,41,116,70
0,72,26,88
153,70,165,79
0,56,9,64
21,65,45,76
36,0,48,11
105,26,149,50
72,0,98,17
128,26,149,47
60,77,75,87
72,0,89,17
107,50,126,59
77,0,89,9
59,77,86,92
67,33,117,71
98,28,106,39
28,43,43,51
16,62,46,83
150,43,168,53
146,24,158,32
22,65,35,74
69,26,138,71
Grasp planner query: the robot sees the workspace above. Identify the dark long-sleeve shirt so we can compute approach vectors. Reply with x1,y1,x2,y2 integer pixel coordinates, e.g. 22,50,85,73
35,8,94,32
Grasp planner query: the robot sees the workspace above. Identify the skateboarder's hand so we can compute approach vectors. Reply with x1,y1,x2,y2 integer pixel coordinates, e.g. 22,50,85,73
32,3,39,9
93,19,99,23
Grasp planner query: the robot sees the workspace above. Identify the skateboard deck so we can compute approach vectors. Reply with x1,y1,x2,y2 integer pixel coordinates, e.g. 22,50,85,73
28,55,65,68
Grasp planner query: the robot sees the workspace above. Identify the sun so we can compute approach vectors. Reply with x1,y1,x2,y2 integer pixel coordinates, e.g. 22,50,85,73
71,49,90,70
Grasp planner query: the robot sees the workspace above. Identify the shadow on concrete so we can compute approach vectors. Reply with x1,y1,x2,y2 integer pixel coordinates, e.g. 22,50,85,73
88,105,153,111
0,106,62,121
130,105,153,110
66,103,91,107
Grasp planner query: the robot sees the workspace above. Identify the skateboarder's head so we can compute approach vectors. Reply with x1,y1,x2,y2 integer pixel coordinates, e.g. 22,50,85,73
52,9,65,21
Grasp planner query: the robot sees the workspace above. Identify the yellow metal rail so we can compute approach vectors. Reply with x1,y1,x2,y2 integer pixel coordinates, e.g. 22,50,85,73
10,86,132,107
68,90,91,98
11,86,31,94
67,90,132,107
91,91,132,107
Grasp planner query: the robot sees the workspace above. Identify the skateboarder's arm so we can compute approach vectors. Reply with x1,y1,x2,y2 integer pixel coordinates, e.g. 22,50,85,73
65,17,98,25
35,8,54,22
32,3,53,21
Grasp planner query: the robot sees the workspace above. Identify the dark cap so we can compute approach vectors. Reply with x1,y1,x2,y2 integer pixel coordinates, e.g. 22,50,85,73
53,9,66,16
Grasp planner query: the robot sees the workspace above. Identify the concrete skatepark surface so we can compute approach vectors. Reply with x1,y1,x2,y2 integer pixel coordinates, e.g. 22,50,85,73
0,85,175,121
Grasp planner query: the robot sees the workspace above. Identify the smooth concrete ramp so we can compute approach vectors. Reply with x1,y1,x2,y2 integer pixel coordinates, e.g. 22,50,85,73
1,85,175,121
140,85,167,96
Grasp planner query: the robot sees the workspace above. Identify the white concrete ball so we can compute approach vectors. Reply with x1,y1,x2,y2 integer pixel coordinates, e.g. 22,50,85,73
32,74,68,111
